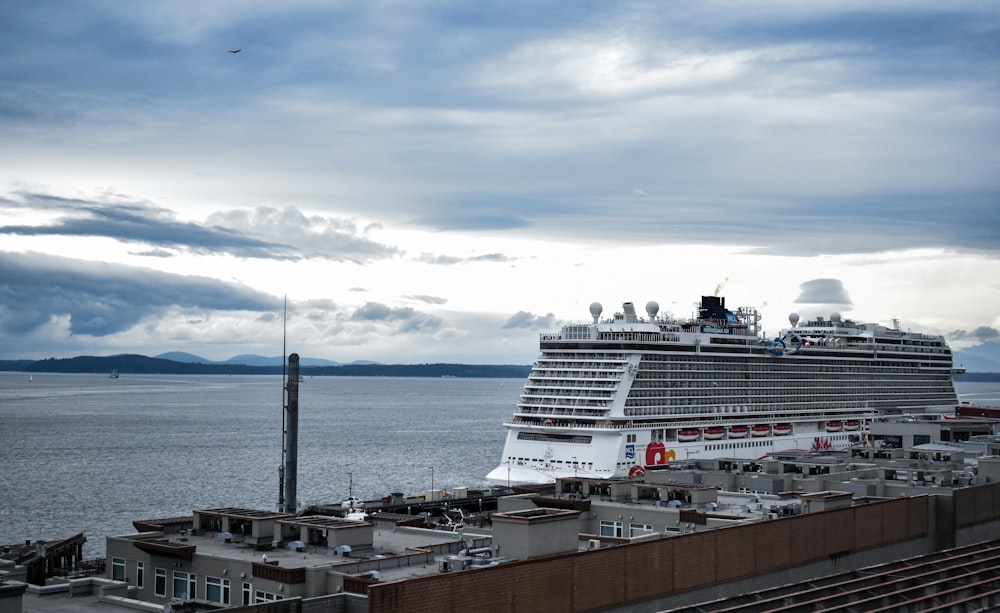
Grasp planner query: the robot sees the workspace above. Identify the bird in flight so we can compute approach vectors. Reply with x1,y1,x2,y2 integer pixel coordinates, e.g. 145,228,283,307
228,49,241,54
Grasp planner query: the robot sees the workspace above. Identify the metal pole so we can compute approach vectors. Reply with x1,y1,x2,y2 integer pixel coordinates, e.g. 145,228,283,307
278,296,287,511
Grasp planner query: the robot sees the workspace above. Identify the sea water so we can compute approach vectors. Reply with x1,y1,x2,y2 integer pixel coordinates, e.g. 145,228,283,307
0,373,522,557
0,373,997,558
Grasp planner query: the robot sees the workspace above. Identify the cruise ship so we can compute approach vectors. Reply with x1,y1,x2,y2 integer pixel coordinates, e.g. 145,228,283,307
486,295,960,484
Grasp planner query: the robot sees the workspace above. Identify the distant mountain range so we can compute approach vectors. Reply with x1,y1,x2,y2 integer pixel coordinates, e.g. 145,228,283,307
0,343,996,379
953,342,1000,373
154,351,368,367
0,353,531,378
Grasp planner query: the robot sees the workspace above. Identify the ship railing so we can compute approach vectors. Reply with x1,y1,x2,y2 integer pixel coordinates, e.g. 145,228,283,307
514,412,610,421
506,412,882,430
519,401,613,411
505,419,620,430
619,404,883,416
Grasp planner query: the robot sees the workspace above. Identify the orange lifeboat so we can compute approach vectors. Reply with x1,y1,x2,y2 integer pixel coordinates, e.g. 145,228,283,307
728,425,748,438
677,429,700,442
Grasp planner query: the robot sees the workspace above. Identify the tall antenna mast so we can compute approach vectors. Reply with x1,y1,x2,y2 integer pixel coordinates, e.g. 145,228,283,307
278,295,287,511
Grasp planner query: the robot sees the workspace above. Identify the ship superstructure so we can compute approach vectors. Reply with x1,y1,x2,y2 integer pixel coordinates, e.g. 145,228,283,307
486,295,960,484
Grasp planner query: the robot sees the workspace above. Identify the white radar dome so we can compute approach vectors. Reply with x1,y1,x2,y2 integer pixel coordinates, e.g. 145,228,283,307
831,312,842,323
789,312,800,327
645,301,659,319
590,302,603,323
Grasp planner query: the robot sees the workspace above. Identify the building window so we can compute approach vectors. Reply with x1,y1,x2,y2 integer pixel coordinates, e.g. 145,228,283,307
242,582,252,606
136,561,144,589
600,520,623,538
155,569,166,597
111,557,126,581
629,523,654,538
173,571,196,600
206,577,230,604
255,590,283,603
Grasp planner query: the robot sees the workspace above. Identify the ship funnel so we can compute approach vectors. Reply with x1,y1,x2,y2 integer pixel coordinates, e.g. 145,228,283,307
283,353,300,513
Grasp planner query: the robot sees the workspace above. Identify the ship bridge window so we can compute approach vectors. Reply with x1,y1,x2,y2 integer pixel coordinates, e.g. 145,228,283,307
563,325,592,340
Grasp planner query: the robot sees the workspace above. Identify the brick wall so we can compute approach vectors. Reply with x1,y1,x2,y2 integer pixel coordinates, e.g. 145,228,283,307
369,496,932,612
954,481,1000,527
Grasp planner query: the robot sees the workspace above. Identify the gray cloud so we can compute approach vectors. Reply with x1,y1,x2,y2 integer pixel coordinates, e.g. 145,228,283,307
206,206,401,264
0,251,277,337
0,193,288,257
793,279,853,306
0,194,401,263
404,295,448,305
948,327,1000,343
502,311,558,330
3,3,997,257
349,302,443,333
415,252,514,265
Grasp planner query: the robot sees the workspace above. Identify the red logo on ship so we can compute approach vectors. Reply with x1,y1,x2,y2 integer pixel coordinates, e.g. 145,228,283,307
645,442,677,466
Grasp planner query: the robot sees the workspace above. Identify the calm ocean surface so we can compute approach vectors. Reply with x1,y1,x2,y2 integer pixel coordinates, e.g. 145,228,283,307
1,374,998,558
0,373,523,558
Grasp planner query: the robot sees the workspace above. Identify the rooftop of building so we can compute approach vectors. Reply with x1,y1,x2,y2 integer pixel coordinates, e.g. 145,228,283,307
116,509,479,576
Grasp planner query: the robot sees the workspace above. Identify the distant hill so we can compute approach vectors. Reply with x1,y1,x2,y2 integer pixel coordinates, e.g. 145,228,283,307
223,354,342,367
156,352,343,367
156,351,214,363
954,342,1000,373
0,354,529,378
15,354,275,375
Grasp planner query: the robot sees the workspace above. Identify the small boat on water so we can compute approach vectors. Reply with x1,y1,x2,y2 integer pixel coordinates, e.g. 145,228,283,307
109,370,120,379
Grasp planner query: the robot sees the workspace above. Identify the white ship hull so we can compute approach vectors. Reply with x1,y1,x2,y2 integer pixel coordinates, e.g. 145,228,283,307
487,296,959,485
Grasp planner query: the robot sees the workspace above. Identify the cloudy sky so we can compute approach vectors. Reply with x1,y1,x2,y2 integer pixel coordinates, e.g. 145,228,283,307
1,1,998,364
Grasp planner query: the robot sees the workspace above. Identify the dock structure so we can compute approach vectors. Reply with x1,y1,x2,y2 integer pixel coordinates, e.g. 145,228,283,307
0,533,91,586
